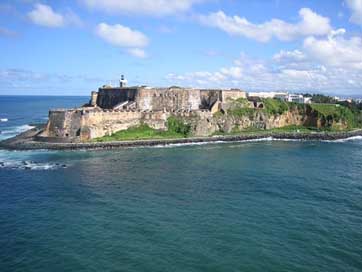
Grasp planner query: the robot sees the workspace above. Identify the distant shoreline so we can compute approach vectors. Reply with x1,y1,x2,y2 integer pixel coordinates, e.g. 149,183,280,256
1,126,361,151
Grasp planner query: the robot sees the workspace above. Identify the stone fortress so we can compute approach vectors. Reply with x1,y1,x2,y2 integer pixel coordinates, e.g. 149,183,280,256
43,75,250,141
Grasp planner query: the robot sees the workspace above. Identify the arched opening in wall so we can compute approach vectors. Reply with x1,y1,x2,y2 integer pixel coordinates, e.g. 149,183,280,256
253,102,257,108
76,129,81,137
65,133,69,137
258,104,264,109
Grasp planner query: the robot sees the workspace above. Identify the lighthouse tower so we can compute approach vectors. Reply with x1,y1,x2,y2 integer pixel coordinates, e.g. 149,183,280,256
119,75,128,88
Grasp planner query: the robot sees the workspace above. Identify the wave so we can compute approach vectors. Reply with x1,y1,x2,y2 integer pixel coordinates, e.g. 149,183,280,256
0,118,8,122
322,136,362,143
0,159,67,170
140,135,362,149
141,137,281,149
0,124,35,139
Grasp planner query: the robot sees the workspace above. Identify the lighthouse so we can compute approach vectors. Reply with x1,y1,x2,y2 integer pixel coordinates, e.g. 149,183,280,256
119,75,128,88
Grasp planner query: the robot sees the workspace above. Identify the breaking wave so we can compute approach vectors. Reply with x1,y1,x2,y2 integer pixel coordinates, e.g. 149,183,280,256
0,159,67,171
0,124,35,140
142,135,362,149
322,136,362,143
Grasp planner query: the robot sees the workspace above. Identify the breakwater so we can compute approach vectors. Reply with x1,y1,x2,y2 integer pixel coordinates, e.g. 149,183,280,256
1,126,362,151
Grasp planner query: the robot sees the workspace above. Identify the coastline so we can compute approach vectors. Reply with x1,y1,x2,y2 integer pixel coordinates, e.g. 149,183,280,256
1,126,362,151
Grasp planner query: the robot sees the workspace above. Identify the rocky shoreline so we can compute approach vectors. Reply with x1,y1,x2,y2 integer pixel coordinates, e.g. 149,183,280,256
0,126,361,151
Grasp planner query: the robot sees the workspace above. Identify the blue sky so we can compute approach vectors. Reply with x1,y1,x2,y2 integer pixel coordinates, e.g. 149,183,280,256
0,0,361,96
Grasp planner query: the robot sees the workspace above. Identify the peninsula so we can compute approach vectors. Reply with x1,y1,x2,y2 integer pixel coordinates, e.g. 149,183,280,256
1,76,362,150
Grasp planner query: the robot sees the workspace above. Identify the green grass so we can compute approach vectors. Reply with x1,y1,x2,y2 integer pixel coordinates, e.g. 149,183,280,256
310,103,342,116
262,98,289,115
93,124,184,142
166,116,191,137
310,103,356,128
212,125,344,137
227,108,256,118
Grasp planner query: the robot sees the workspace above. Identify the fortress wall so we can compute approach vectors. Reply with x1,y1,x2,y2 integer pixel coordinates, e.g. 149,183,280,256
96,87,139,109
222,90,247,101
45,108,214,141
80,110,171,140
136,88,201,111
45,109,82,138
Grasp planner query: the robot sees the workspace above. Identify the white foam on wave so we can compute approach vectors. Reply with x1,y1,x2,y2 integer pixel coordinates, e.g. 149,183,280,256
139,137,279,149
0,124,35,140
0,149,67,171
134,135,362,149
0,159,66,171
0,118,8,122
322,135,362,143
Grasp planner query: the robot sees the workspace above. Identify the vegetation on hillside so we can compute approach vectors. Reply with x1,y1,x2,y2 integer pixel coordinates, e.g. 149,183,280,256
310,103,356,128
310,94,337,104
225,97,361,130
262,98,290,115
94,124,184,142
227,108,256,118
166,116,191,137
94,116,191,142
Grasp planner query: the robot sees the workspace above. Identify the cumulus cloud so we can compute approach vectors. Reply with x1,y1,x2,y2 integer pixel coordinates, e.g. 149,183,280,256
273,50,306,63
28,4,65,27
166,47,362,94
95,23,149,58
27,4,82,28
303,29,362,70
199,8,332,42
346,0,362,25
81,0,203,16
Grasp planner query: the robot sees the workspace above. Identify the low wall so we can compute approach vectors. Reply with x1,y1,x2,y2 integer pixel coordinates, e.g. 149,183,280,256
45,108,213,141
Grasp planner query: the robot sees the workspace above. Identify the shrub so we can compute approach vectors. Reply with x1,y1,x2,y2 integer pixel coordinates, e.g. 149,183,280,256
167,116,191,137
310,103,356,128
227,108,256,118
263,98,289,115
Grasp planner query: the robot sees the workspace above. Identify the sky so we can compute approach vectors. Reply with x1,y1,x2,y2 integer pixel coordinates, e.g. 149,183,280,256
0,0,362,96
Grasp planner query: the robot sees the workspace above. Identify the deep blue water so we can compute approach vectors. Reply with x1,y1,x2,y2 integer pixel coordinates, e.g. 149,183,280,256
0,96,362,272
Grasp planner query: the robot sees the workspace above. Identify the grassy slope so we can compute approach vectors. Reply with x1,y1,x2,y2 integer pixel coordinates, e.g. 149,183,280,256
94,124,184,142
310,103,356,128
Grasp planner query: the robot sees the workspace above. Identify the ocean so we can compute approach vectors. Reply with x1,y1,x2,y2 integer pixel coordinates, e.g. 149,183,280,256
0,96,362,271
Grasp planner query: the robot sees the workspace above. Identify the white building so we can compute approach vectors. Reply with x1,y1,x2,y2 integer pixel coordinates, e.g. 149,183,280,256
248,91,311,104
248,92,288,99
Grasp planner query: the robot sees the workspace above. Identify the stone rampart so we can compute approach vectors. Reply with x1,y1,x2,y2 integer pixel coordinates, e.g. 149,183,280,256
45,107,214,141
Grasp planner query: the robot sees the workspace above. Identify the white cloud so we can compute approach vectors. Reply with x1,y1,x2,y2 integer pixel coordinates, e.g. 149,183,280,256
95,23,149,58
96,23,149,48
199,8,332,42
166,49,362,94
273,50,306,63
346,0,362,25
128,48,147,58
28,4,64,27
303,29,362,70
81,0,203,16
27,4,82,28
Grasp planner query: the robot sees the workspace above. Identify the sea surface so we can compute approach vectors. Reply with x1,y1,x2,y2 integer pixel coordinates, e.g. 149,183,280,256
0,96,362,272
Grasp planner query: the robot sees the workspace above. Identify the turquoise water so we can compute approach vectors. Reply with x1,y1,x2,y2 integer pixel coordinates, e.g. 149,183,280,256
1,96,362,271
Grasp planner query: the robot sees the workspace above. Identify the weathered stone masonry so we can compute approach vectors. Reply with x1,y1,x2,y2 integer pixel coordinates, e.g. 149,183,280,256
43,86,242,141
